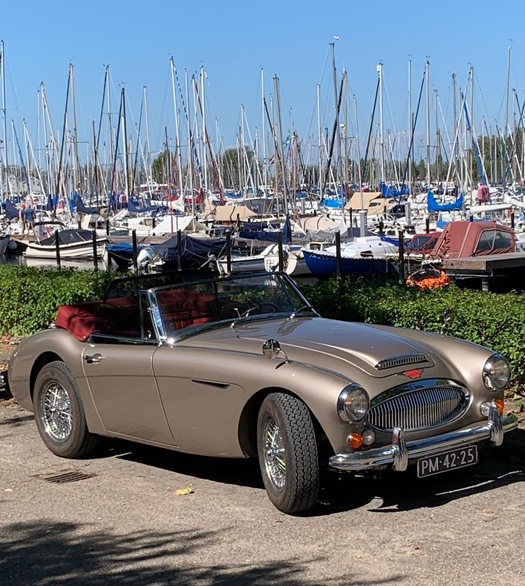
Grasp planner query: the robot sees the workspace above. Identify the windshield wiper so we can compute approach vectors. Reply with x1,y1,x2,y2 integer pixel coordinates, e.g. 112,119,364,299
289,304,318,320
230,302,282,328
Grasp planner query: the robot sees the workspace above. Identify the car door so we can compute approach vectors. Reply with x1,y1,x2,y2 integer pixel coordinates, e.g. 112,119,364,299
81,341,175,446
152,345,246,457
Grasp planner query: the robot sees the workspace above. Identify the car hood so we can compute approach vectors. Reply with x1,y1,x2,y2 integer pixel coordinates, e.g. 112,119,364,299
187,317,437,378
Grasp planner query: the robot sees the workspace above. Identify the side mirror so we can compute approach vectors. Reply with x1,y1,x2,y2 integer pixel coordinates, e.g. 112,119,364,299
262,339,281,359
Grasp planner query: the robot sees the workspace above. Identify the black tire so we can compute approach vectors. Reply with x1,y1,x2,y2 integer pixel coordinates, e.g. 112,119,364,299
257,392,320,514
33,361,99,458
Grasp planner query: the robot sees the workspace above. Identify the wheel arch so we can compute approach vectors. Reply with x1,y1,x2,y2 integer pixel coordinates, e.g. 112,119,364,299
29,352,65,401
237,387,332,459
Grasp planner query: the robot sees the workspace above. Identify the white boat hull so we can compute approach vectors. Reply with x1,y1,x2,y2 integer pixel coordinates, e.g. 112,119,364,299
23,240,107,260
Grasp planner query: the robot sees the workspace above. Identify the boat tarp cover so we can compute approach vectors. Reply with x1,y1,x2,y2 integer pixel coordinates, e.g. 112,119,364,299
127,200,166,215
381,183,409,198
153,235,227,263
239,216,292,244
106,242,146,254
76,196,99,214
427,190,464,212
213,205,257,222
4,200,20,221
38,229,95,247
344,191,385,211
430,220,515,259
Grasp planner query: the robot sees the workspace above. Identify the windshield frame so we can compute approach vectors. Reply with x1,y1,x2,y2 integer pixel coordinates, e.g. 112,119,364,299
146,271,316,343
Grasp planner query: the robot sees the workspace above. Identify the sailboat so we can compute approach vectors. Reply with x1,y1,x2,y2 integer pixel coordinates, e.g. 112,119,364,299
23,222,108,259
301,235,399,277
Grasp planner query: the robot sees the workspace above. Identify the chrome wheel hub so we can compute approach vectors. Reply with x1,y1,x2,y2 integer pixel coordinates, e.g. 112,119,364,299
263,416,286,490
41,382,72,442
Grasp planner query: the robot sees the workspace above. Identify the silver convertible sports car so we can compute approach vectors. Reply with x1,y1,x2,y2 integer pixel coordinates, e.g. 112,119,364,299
8,269,518,514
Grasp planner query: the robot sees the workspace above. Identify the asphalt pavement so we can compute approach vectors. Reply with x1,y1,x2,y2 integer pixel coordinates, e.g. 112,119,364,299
1,397,525,586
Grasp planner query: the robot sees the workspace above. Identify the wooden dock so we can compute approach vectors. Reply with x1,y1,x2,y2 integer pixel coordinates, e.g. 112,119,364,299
442,252,525,291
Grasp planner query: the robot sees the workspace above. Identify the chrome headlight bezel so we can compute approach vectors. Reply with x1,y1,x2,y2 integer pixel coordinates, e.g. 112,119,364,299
482,354,510,391
337,384,369,423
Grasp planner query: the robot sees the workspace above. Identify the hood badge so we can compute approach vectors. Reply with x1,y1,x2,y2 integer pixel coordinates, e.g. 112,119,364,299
402,369,423,379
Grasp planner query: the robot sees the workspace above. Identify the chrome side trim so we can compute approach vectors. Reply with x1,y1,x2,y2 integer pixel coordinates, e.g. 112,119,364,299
329,402,518,472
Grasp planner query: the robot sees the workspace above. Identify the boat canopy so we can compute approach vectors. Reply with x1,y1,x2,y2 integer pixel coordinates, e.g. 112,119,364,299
153,234,227,264
430,221,515,259
239,216,292,244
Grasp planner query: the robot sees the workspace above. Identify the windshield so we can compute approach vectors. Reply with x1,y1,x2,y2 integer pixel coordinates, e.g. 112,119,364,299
149,272,314,340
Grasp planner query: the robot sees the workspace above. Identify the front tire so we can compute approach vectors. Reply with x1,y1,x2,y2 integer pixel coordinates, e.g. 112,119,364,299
33,361,99,458
257,392,320,514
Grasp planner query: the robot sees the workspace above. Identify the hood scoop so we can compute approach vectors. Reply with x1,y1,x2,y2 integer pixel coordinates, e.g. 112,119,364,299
375,354,428,371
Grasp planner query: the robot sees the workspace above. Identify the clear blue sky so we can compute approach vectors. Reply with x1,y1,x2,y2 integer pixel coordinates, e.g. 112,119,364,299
2,0,524,164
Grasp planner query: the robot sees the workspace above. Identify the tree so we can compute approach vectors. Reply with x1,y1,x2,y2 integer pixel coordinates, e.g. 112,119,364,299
151,150,171,184
218,147,255,190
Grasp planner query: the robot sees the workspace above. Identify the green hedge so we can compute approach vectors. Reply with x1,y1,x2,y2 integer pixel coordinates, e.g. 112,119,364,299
0,266,114,336
303,277,525,390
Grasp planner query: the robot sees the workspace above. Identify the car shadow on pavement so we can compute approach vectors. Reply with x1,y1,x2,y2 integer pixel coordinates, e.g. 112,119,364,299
0,520,404,586
111,440,265,489
0,413,35,427
312,437,525,516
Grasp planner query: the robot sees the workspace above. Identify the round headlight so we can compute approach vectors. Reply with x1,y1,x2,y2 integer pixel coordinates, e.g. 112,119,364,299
337,384,369,423
483,354,510,391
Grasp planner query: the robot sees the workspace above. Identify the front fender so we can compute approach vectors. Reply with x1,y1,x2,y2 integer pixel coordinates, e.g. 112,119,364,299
240,357,354,455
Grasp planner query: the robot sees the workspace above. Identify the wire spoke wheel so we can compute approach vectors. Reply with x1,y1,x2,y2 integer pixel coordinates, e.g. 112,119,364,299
40,381,73,442
33,361,99,458
257,392,320,514
263,415,286,490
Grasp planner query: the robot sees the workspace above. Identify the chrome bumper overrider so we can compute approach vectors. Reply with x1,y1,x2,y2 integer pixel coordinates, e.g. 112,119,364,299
329,402,519,472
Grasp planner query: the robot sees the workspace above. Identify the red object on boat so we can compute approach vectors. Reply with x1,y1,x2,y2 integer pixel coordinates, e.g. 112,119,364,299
477,185,490,203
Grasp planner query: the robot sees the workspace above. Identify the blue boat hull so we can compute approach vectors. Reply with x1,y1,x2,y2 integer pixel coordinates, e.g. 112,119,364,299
302,250,397,276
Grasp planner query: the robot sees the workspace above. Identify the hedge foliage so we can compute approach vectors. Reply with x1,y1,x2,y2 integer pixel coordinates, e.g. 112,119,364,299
1,266,524,390
303,277,525,390
0,265,114,336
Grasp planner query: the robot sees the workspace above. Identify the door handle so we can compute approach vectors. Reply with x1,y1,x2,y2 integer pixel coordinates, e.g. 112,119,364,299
84,353,103,364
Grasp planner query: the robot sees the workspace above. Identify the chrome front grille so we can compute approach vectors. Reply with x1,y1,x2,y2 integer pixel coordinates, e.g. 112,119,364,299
369,382,468,432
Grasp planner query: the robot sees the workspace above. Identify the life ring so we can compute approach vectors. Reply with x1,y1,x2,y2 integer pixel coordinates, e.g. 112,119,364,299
406,267,450,290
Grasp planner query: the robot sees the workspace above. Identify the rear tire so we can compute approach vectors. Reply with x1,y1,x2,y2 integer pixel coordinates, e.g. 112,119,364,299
33,361,99,458
257,392,320,514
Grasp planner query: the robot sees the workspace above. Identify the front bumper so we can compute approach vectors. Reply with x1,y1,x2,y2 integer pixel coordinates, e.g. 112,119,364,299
329,402,519,472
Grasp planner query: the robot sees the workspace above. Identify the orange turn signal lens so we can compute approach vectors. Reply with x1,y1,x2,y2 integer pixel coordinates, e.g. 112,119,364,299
495,399,505,415
347,432,363,449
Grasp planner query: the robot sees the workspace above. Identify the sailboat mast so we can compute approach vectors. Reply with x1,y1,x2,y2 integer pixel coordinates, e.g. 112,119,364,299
121,87,132,196
425,60,431,189
317,84,322,193
434,89,440,186
505,45,511,144
200,66,207,195
143,86,153,192
170,58,183,196
407,58,412,193
1,40,9,198
273,75,287,216
185,69,193,211
70,64,81,193
261,68,267,191
330,38,341,192
56,67,72,217
378,62,385,187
